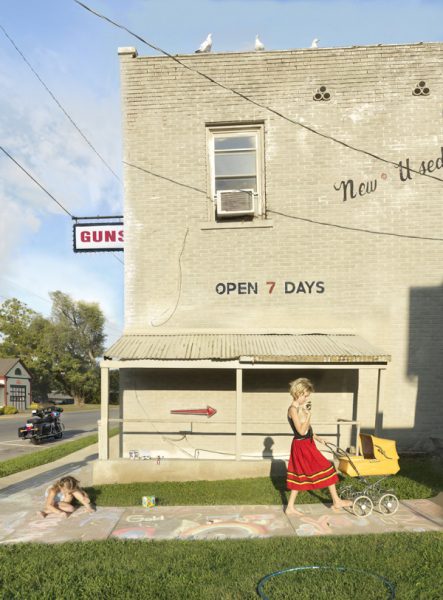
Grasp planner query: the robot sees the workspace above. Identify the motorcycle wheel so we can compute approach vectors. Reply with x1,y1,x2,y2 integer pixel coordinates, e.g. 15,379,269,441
55,431,63,439
31,437,42,445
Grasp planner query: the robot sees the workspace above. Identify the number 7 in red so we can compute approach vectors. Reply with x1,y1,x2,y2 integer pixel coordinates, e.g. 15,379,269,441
266,281,276,294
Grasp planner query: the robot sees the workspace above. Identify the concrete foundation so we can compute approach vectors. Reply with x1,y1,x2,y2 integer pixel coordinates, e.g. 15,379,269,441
92,458,285,484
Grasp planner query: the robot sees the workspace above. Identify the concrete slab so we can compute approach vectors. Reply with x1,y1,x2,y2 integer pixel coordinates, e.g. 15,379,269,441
285,501,443,537
401,494,443,528
111,505,295,541
0,441,441,544
0,498,441,544
0,507,124,545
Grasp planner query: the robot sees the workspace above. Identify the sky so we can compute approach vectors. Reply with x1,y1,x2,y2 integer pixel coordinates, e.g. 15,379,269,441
0,0,442,347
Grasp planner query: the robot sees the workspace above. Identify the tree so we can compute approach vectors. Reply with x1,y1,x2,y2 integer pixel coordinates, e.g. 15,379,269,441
49,291,106,405
0,298,54,399
0,293,107,405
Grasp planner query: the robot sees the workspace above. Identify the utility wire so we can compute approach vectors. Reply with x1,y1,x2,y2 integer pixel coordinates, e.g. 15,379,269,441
125,158,443,242
0,22,121,183
268,209,443,242
0,145,73,217
73,0,443,185
72,1,443,242
150,227,189,327
0,145,124,263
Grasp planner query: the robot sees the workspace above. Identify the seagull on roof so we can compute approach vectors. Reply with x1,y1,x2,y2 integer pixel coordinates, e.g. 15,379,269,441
311,38,319,48
255,34,265,51
195,33,212,53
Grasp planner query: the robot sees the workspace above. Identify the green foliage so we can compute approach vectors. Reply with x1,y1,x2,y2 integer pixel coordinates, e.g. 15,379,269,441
0,293,107,405
2,405,18,415
0,533,441,599
49,291,105,404
0,406,3,415
0,298,53,397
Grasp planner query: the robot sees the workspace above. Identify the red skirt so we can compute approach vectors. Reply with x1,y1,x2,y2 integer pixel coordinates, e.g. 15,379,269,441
286,437,339,491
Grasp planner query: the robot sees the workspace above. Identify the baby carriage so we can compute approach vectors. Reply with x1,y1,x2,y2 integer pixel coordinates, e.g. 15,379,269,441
325,434,400,517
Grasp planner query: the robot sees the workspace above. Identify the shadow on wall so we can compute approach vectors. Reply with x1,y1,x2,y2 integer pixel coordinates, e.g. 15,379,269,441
407,282,443,452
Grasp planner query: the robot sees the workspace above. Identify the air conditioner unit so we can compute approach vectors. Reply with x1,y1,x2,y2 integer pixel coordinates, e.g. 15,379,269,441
216,189,255,218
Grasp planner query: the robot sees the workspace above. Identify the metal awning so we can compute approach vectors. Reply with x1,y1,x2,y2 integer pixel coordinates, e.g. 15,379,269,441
104,333,390,364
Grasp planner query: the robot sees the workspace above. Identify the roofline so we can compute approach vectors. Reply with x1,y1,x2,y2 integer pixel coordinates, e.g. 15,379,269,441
120,328,361,335
120,40,443,60
0,358,32,378
101,358,389,369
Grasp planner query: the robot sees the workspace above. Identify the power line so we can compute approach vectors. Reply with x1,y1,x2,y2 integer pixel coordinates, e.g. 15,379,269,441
73,0,443,186
150,227,189,327
0,145,73,217
125,158,443,242
0,145,125,263
268,209,443,242
0,22,121,183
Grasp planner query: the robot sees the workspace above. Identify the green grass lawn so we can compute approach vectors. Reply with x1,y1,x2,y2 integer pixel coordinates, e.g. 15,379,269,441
0,428,119,479
87,454,443,507
0,454,441,598
0,533,441,599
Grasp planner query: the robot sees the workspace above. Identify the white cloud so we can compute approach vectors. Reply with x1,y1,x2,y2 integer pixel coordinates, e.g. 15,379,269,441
0,42,124,345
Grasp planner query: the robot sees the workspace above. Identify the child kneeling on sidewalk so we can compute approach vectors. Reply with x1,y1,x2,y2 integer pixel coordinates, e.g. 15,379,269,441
38,475,95,518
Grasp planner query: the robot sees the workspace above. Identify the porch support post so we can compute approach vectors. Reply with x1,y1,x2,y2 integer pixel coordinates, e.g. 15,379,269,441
375,368,385,436
99,366,110,460
235,368,243,460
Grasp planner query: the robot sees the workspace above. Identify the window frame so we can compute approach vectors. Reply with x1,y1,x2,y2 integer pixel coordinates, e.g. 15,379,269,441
207,124,265,220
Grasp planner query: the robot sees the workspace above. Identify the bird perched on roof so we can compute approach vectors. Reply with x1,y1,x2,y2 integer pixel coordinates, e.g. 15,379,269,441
255,34,265,51
195,33,212,53
311,38,319,48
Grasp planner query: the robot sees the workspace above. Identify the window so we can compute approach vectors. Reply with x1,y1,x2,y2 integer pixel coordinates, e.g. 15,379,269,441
10,384,26,410
15,368,22,375
208,125,265,220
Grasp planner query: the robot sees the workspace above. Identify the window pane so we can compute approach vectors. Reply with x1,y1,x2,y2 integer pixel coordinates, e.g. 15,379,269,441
215,151,256,176
215,135,256,150
215,177,257,192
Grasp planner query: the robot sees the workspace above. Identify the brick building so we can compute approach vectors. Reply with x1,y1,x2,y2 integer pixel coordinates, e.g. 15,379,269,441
96,42,443,483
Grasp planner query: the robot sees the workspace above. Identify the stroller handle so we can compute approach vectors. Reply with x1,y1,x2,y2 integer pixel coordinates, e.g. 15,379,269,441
323,441,362,478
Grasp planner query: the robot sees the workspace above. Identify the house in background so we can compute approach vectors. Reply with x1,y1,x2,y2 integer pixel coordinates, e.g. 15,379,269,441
0,358,31,410
96,41,443,484
47,392,75,405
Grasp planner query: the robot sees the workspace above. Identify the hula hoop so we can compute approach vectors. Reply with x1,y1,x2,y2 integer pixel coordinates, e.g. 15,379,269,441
257,565,395,599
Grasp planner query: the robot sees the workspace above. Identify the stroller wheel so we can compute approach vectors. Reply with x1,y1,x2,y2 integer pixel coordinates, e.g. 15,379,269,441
352,495,373,517
378,493,399,515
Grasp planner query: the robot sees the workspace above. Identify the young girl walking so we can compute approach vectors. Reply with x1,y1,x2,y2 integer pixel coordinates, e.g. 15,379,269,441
38,475,95,518
285,378,352,515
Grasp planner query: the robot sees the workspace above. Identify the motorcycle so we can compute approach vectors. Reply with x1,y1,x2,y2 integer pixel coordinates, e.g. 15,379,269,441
18,405,65,445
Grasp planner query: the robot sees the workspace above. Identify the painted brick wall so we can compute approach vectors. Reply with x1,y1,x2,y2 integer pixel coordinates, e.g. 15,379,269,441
120,368,360,460
119,44,443,448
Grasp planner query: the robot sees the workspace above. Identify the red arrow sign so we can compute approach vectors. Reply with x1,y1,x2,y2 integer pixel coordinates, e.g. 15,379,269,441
170,406,217,418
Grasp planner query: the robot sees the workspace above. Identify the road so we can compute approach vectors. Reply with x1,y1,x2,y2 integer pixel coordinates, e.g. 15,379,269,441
0,407,119,461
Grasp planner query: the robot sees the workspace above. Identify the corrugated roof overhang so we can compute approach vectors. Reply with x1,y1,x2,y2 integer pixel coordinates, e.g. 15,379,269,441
104,333,390,364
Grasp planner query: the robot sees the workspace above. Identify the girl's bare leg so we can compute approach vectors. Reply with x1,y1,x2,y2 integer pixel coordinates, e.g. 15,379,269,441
328,484,352,509
38,502,73,518
73,491,95,513
285,490,303,515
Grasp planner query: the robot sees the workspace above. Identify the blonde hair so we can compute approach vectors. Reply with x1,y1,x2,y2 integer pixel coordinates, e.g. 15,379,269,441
289,377,314,400
56,476,81,493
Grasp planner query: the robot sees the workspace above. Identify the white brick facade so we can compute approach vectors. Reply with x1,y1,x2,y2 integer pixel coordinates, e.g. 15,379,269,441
115,43,443,461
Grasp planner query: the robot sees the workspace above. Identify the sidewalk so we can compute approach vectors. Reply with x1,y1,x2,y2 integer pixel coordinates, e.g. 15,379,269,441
0,445,442,544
